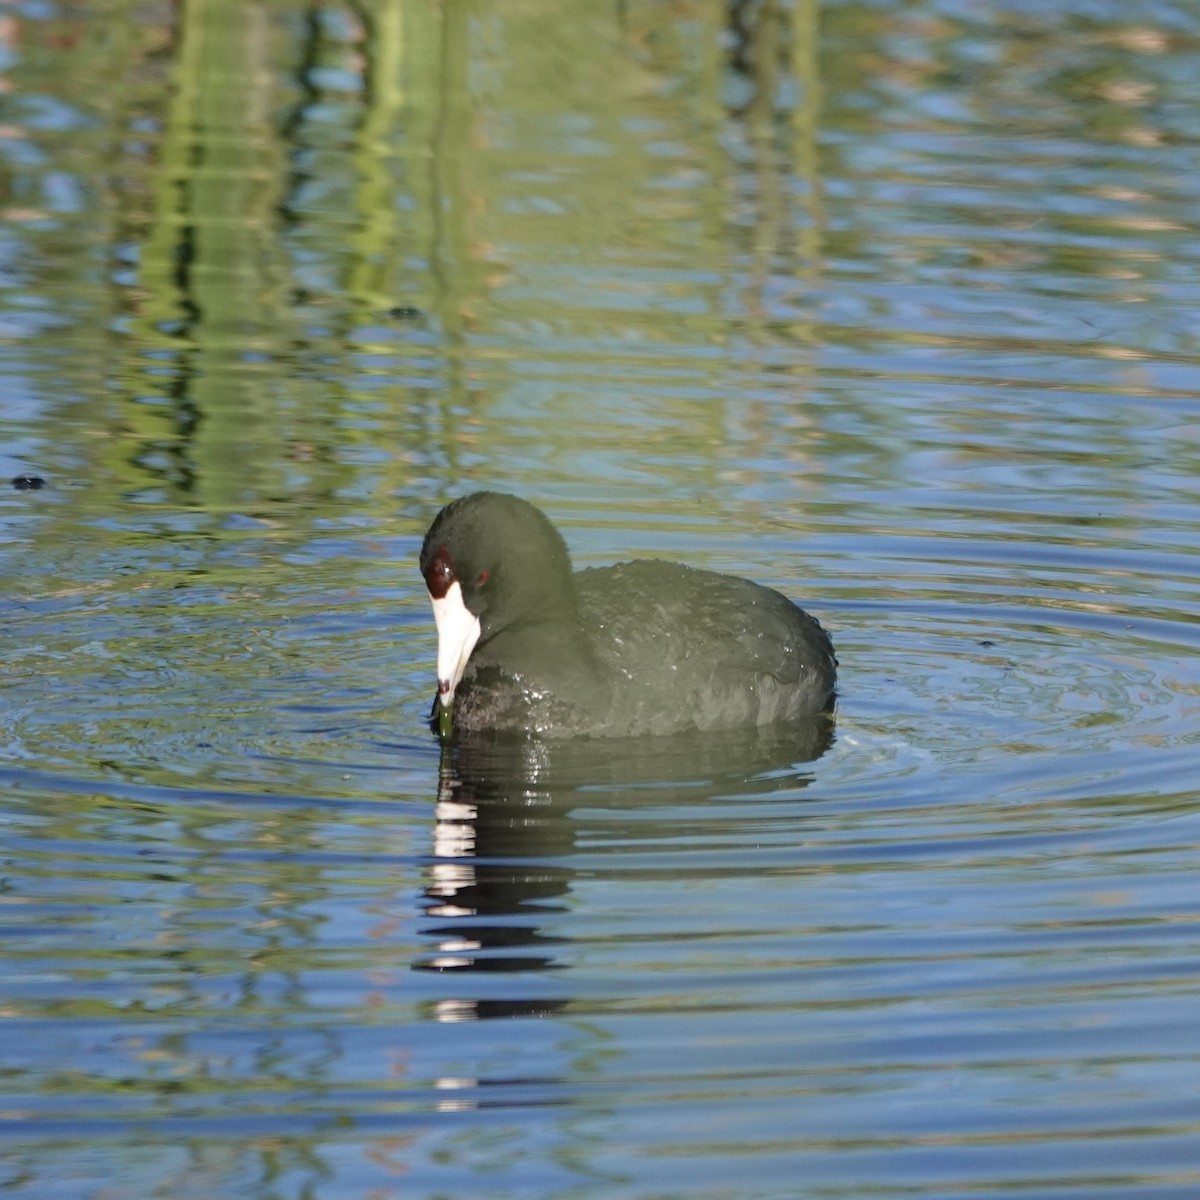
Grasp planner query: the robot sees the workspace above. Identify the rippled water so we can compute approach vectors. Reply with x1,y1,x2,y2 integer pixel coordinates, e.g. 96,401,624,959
3,0,1200,1196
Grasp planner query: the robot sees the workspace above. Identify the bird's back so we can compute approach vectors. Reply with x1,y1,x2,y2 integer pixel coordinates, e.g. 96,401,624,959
575,560,836,736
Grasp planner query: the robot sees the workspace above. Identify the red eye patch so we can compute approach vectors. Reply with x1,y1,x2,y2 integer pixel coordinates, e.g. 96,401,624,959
423,545,456,599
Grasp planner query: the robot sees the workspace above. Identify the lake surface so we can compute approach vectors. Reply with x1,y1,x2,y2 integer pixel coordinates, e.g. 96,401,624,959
2,0,1200,1196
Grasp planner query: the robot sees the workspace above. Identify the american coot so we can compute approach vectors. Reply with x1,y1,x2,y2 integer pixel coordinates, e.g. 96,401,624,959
419,492,836,738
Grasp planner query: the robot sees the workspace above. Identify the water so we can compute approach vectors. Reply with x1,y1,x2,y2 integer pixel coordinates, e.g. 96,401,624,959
2,0,1200,1196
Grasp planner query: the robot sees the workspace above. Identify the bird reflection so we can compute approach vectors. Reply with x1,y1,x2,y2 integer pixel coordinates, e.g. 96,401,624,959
414,717,835,1025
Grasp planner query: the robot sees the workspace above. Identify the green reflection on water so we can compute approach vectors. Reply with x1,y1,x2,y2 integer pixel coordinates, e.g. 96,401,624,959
2,0,837,531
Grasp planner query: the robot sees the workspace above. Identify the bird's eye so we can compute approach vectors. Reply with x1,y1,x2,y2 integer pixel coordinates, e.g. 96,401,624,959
424,546,456,599
476,569,490,587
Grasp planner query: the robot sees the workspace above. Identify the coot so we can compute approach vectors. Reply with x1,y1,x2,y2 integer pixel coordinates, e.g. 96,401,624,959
419,492,836,738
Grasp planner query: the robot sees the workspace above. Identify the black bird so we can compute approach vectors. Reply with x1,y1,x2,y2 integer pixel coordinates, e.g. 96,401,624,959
419,492,836,738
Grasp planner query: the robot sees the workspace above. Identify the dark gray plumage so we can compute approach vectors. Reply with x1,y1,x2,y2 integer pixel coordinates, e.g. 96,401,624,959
420,492,836,738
